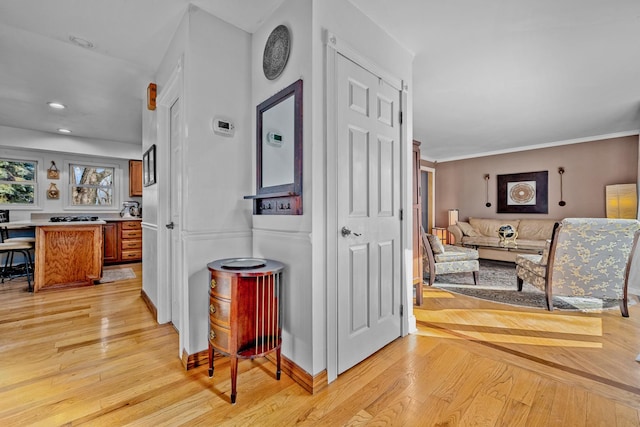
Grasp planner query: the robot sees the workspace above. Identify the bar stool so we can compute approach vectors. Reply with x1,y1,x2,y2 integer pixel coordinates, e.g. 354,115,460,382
0,242,34,292
0,225,36,274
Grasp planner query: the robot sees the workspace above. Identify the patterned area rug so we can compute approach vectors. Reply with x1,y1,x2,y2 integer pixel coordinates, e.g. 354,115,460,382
98,268,136,284
430,260,632,312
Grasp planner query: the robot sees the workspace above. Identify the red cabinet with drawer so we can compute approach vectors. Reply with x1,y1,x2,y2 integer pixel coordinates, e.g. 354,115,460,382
207,258,284,404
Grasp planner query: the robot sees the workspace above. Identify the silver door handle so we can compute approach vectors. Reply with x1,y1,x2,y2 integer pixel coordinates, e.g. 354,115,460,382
341,226,361,237
166,222,174,229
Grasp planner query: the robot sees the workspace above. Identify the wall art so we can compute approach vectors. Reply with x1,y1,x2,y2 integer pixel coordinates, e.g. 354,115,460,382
497,171,548,214
143,144,156,187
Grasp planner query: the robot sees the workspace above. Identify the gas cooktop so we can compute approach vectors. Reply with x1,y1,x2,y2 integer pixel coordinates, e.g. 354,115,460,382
49,216,99,222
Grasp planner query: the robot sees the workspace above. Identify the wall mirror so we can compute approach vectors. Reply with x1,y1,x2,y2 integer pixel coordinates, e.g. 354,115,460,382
246,79,303,215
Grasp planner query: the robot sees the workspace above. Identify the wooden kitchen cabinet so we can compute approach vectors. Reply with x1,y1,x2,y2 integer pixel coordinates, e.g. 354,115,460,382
129,160,143,197
34,224,103,292
120,221,142,261
104,220,142,265
103,222,120,264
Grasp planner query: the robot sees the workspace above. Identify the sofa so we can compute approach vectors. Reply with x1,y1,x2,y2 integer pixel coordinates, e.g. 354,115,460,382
448,217,558,262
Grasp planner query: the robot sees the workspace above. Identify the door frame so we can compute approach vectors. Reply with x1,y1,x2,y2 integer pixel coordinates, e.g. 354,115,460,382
156,56,186,356
325,30,410,383
421,166,436,235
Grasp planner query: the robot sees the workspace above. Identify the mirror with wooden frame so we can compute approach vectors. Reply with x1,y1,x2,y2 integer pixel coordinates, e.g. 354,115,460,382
245,79,303,215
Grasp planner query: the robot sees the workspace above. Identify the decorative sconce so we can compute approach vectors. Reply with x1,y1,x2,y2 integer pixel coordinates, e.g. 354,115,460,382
147,83,157,110
484,174,491,207
558,167,566,206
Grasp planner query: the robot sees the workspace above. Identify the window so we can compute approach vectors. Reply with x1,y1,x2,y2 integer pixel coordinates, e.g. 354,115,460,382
70,164,114,206
0,159,37,206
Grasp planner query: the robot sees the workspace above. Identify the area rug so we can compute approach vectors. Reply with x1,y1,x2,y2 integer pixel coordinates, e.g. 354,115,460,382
430,260,633,312
98,268,136,284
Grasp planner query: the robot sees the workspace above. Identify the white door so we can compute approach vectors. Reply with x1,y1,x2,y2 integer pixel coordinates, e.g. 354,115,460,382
336,53,402,374
169,97,182,333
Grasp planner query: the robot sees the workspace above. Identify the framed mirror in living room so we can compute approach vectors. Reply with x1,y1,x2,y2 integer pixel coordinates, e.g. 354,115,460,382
245,79,303,215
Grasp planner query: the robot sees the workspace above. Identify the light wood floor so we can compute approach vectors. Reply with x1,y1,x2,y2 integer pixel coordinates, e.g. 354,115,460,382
1,263,639,426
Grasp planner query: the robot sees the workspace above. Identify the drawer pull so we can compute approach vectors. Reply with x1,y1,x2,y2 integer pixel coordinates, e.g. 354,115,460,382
209,304,216,314
210,330,216,340
210,279,216,289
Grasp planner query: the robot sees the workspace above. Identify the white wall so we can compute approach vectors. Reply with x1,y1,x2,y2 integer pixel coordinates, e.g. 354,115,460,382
251,0,315,375
146,0,413,378
147,5,253,355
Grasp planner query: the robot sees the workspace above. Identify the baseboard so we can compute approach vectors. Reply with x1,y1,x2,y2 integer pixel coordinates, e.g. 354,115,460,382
182,349,327,394
182,348,217,370
139,289,157,320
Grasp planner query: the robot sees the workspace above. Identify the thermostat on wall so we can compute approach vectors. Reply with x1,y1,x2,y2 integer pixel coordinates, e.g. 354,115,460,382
211,117,235,137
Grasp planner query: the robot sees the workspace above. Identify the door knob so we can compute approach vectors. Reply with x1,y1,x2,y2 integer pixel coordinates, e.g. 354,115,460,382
341,226,361,237
165,222,174,229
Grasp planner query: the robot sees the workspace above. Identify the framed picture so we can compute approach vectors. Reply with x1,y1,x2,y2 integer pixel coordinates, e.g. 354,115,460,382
497,171,548,214
143,144,156,187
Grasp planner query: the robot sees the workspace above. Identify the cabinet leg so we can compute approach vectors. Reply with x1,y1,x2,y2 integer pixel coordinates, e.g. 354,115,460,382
276,347,282,380
208,343,214,378
230,355,238,404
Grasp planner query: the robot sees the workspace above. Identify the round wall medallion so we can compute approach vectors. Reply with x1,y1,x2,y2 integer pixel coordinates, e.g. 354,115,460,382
509,182,535,204
263,25,290,80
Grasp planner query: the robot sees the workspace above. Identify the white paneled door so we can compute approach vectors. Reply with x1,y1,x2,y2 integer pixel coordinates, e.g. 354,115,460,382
336,53,402,374
169,97,181,334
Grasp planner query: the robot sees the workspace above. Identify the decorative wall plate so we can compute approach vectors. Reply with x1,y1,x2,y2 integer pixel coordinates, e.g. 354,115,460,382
263,25,290,80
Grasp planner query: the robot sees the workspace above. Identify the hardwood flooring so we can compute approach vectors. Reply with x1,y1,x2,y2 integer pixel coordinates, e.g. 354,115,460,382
1,263,639,426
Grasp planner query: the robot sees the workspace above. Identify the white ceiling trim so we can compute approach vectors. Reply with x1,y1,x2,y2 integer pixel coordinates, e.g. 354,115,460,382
428,130,640,163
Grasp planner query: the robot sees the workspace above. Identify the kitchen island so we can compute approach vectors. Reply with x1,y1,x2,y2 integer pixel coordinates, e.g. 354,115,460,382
5,219,106,292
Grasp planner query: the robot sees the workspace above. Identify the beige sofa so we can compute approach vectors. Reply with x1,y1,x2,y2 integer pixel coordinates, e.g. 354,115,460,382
448,217,558,262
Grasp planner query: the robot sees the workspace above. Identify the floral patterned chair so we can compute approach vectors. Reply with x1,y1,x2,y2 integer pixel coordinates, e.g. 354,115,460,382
420,228,479,303
516,218,640,317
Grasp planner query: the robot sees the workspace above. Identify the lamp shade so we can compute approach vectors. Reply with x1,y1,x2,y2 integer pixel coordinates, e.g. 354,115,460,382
606,184,638,219
448,209,459,226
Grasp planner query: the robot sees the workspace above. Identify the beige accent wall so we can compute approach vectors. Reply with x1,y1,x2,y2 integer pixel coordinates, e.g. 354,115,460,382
433,135,638,226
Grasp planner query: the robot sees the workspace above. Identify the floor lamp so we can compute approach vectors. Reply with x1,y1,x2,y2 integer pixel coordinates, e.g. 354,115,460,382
448,209,459,244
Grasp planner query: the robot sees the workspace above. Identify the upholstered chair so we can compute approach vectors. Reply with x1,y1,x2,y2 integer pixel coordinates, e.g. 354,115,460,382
516,218,640,317
417,228,479,305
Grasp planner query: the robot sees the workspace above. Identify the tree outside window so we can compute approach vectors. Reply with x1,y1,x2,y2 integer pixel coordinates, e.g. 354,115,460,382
70,164,114,206
0,159,37,205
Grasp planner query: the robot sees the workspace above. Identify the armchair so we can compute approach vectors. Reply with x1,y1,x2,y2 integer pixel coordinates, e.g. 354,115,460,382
516,218,640,317
417,228,479,305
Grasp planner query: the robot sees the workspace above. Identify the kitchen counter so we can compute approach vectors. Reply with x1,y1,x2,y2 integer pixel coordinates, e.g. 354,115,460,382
30,222,104,292
3,220,106,228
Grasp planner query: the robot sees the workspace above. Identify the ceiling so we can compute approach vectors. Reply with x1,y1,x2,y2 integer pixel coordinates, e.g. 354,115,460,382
0,0,638,161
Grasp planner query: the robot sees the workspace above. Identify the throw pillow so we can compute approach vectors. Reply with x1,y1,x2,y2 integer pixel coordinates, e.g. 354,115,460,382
427,234,445,254
457,221,481,237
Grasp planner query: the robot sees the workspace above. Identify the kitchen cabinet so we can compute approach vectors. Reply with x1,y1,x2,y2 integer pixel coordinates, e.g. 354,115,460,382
120,221,142,262
129,160,143,197
103,222,120,263
104,220,142,265
34,224,103,292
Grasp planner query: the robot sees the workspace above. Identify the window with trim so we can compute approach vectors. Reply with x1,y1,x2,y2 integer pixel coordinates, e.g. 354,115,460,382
70,164,114,206
0,159,37,206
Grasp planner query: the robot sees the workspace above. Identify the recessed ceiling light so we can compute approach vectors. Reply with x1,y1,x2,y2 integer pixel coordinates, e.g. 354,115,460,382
48,102,66,109
69,35,94,49
57,128,72,134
